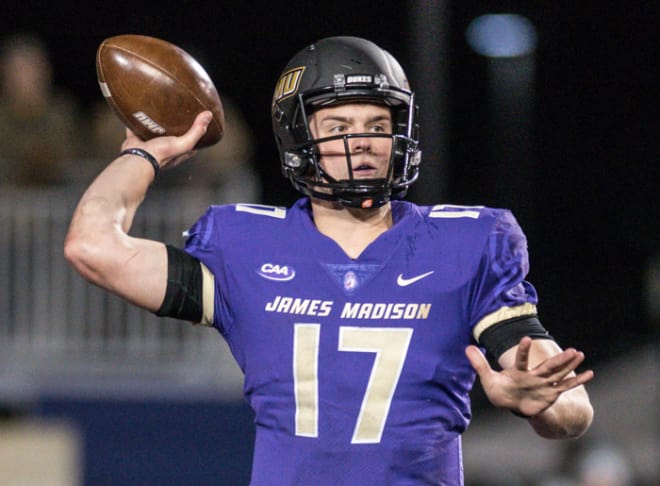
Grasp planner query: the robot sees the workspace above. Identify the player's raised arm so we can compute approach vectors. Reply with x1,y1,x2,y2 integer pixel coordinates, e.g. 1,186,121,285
64,111,212,311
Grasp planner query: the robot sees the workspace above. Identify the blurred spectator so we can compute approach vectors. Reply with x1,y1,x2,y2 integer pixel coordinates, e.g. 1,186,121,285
88,95,260,203
535,442,638,486
576,443,634,486
0,33,81,186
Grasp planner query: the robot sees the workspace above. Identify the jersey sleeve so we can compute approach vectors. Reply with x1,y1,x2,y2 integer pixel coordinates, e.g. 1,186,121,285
182,206,230,335
469,210,539,344
183,206,217,254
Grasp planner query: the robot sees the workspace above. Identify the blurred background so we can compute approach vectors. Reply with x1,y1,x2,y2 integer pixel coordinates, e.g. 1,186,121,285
0,1,656,485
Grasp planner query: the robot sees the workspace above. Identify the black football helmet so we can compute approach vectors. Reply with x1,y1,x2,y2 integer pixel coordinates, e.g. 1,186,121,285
271,36,421,208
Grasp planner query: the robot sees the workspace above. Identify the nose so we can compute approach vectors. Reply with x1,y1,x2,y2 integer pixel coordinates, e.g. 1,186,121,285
349,135,372,153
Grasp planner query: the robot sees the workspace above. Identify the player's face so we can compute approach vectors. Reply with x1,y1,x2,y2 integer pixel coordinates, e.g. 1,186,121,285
308,103,393,181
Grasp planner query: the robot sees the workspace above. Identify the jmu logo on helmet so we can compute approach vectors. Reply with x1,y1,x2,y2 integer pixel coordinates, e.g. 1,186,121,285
273,67,305,104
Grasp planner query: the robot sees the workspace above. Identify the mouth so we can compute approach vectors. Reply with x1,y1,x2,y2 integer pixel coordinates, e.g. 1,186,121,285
351,163,378,177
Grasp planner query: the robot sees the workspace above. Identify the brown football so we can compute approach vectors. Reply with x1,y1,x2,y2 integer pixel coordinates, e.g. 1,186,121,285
96,34,224,148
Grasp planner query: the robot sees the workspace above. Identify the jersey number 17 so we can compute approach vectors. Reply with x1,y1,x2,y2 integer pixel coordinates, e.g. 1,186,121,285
293,324,413,444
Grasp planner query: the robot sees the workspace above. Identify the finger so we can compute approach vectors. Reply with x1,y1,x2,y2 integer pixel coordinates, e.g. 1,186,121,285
180,111,212,147
514,336,533,371
557,351,586,381
565,367,593,385
552,369,594,391
536,349,585,380
121,127,141,148
161,111,212,158
574,369,595,386
465,345,491,377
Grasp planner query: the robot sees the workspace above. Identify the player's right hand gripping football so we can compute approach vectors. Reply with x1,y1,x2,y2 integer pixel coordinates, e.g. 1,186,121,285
122,110,213,171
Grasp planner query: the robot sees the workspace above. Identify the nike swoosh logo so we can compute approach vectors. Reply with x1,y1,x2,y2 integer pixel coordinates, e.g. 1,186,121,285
397,271,435,287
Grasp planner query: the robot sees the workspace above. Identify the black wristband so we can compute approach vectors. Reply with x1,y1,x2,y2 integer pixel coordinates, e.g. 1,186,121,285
119,148,159,177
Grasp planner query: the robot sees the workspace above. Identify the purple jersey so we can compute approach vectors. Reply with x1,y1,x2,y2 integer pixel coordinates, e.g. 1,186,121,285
184,198,538,485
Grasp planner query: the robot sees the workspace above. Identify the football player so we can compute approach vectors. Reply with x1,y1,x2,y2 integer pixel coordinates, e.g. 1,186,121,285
65,36,593,485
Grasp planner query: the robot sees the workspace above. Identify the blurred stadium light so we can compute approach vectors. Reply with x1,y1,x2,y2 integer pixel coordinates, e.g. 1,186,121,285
463,13,539,226
466,14,537,58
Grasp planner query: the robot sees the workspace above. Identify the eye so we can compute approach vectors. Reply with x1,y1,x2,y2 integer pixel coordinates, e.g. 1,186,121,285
369,122,392,133
328,124,347,134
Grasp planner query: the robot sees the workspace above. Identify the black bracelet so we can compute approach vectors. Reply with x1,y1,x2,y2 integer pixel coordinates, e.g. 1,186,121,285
119,148,159,177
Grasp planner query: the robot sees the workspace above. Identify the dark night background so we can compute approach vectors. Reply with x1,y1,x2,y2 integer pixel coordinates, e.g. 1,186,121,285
2,1,656,372
1,1,657,484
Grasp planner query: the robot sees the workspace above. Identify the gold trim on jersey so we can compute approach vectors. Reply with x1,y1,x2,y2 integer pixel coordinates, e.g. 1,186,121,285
472,303,538,342
197,262,215,326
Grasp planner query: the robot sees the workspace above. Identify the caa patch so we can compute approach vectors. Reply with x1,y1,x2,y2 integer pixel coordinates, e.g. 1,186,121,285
257,263,296,282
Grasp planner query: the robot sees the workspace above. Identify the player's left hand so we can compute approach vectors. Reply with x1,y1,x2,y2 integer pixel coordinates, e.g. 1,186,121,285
465,337,594,417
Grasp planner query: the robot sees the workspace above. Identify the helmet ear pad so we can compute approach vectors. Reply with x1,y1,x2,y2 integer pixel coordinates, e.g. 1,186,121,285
283,150,312,177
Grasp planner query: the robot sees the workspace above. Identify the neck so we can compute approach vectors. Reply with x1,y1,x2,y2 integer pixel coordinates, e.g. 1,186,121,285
311,198,393,259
